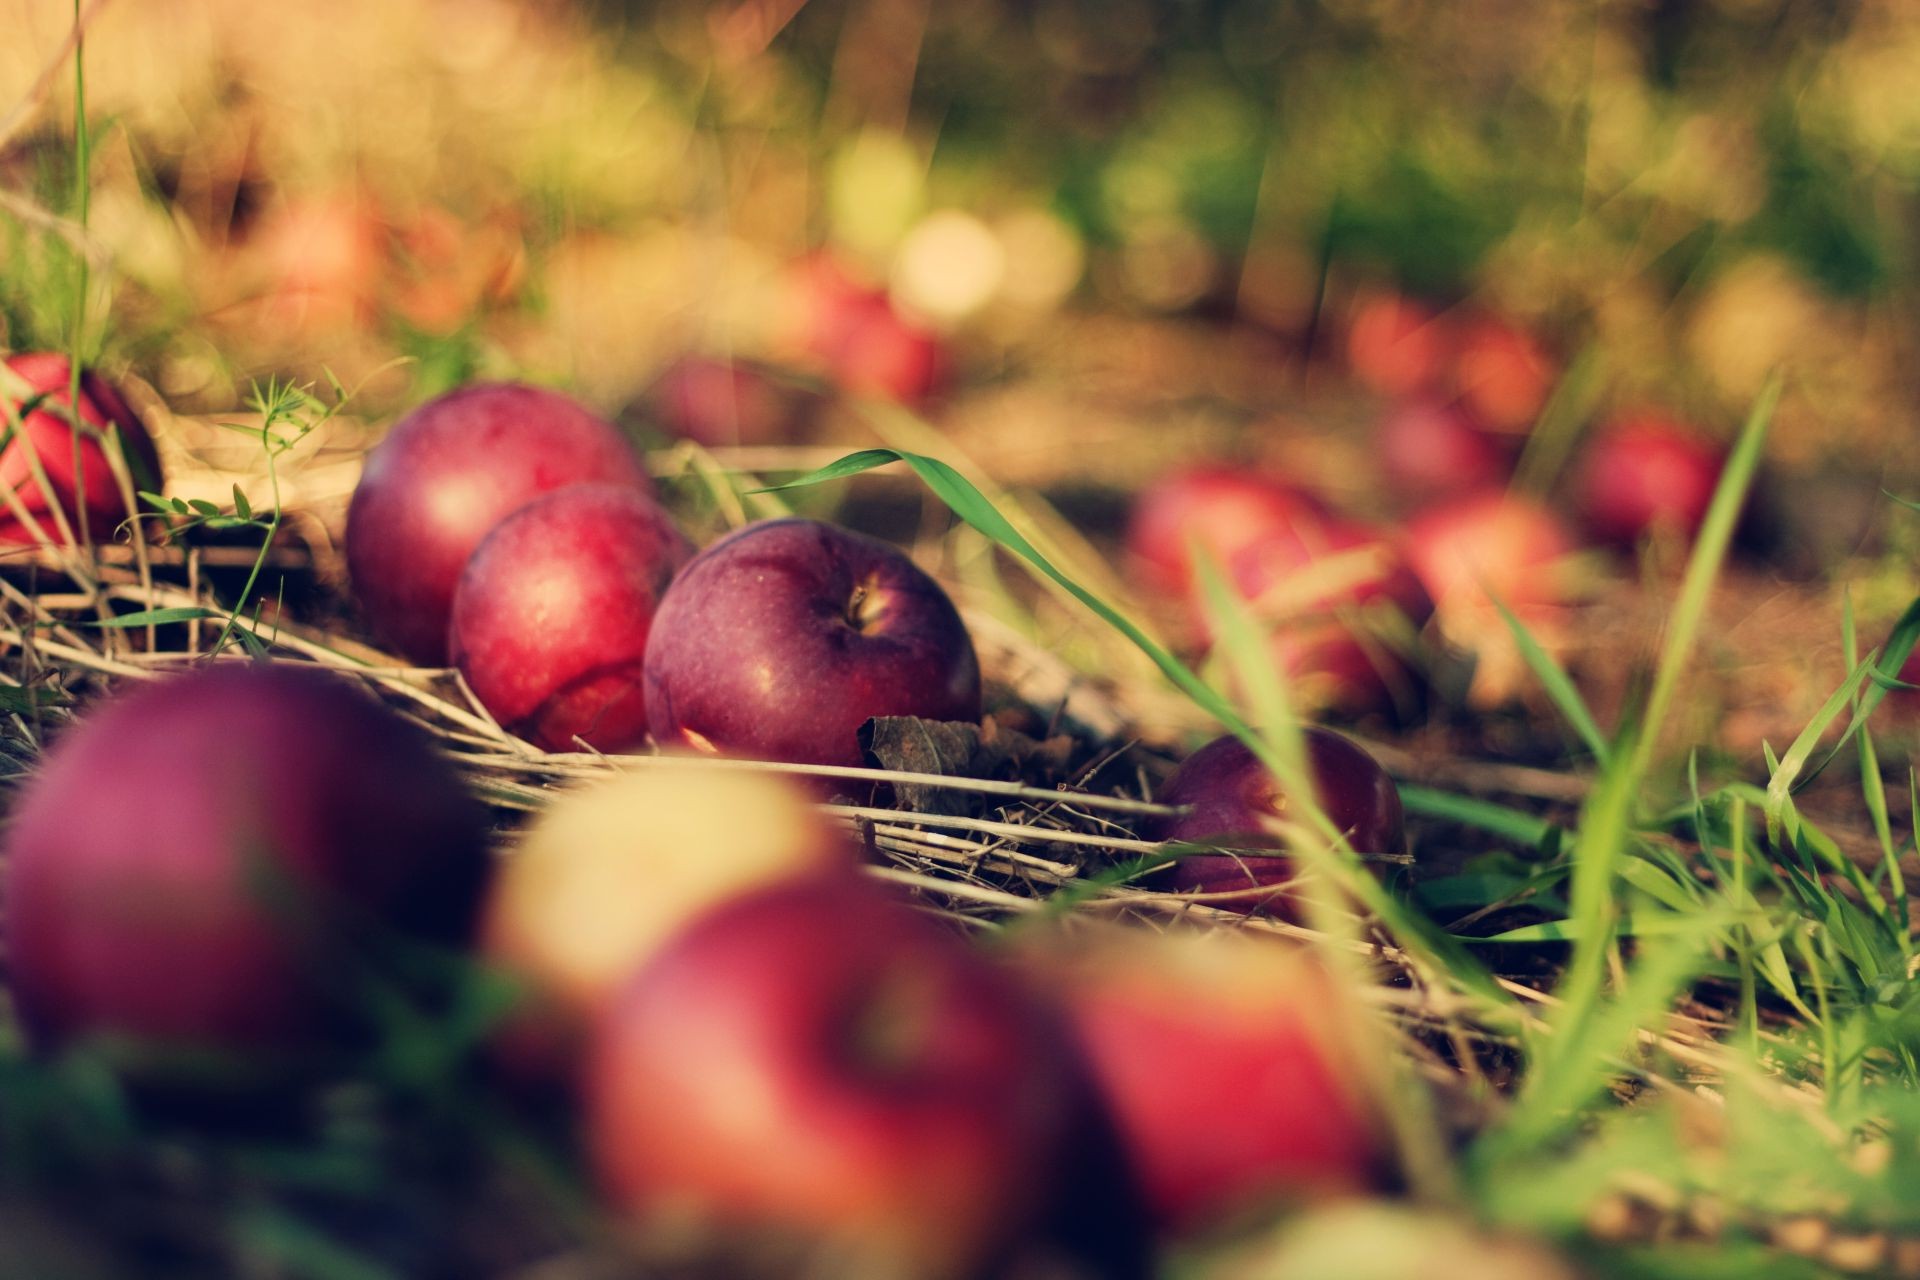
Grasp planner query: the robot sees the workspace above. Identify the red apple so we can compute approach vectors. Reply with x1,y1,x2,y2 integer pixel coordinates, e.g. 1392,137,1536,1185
1225,519,1434,716
1403,492,1577,617
0,354,163,546
1126,467,1328,602
1451,315,1555,435
646,355,815,449
586,873,1088,1275
779,252,882,368
252,193,387,334
1345,290,1451,398
449,485,691,752
3,664,492,1051
1574,412,1725,546
1145,730,1405,917
643,518,981,769
830,300,945,405
1021,926,1390,1237
1375,399,1508,502
346,382,653,664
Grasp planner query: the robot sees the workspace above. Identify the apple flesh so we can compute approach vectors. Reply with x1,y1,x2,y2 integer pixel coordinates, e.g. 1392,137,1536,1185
586,873,1088,1276
1375,399,1508,502
346,382,653,664
1126,467,1328,603
1020,926,1390,1237
1225,519,1434,716
643,518,981,769
1345,290,1450,398
1145,729,1405,917
1574,412,1725,546
646,355,816,449
0,354,163,546
450,485,691,752
3,665,492,1051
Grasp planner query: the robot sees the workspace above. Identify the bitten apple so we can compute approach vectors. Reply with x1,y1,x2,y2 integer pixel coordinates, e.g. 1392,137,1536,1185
450,485,691,752
1574,412,1725,546
0,354,163,546
1145,730,1405,917
1019,926,1390,1237
643,518,981,769
346,382,653,664
3,665,492,1051
586,874,1088,1276
1126,467,1327,602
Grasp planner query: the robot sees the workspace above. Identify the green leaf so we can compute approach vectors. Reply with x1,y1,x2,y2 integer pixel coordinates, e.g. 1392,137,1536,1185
232,484,253,521
1400,785,1560,847
85,606,225,629
186,498,220,516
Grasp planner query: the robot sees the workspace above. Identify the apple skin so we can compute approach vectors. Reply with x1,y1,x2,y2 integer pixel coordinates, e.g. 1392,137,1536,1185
1225,519,1434,716
2,665,492,1052
585,873,1091,1276
0,354,163,546
346,382,653,665
1345,291,1451,398
646,355,815,449
484,766,854,1077
1145,730,1405,918
643,518,982,769
1375,399,1508,502
1127,467,1328,603
1450,315,1555,435
449,485,691,753
1574,412,1725,546
1019,927,1390,1238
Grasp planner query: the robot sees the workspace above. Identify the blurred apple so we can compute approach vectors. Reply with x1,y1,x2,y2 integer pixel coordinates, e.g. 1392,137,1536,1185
644,355,817,449
586,874,1090,1276
1127,466,1328,604
485,766,853,1070
1145,729,1406,918
1345,290,1450,398
1019,926,1390,1238
643,518,981,770
251,192,386,333
0,354,164,546
346,382,653,664
1574,412,1725,546
1450,315,1555,435
3,665,492,1052
1375,399,1508,503
388,204,526,334
450,485,691,752
776,253,946,404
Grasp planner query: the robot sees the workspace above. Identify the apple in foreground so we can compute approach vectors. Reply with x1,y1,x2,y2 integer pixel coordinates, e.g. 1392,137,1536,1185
1019,926,1390,1238
3,665,492,1051
1126,467,1327,602
586,874,1089,1276
645,355,816,449
1574,412,1725,546
484,766,853,1070
1225,520,1434,717
0,353,163,546
346,382,653,664
643,518,981,769
450,485,691,752
1145,730,1405,917
1375,399,1508,503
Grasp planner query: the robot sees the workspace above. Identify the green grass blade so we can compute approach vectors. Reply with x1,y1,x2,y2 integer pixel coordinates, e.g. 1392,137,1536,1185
1490,590,1611,764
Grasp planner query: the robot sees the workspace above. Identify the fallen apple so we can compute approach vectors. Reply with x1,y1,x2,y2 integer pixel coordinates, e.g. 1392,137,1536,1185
1145,729,1406,917
643,518,981,769
1450,314,1555,435
645,355,816,449
586,873,1088,1276
1375,399,1508,503
1574,411,1725,546
0,354,164,546
1126,466,1328,603
1403,492,1577,617
3,664,492,1052
346,382,653,664
1019,925,1391,1237
1345,290,1450,399
450,484,691,752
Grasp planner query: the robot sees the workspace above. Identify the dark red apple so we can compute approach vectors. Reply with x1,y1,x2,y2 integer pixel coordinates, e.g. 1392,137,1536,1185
1403,492,1576,616
1450,315,1555,435
346,382,653,664
1574,412,1725,546
1375,399,1508,502
450,485,691,752
1225,519,1434,716
1345,290,1451,398
0,354,163,546
645,355,816,449
1021,926,1390,1237
1145,730,1405,917
586,873,1088,1276
3,664,491,1051
642,518,981,769
1126,467,1327,602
